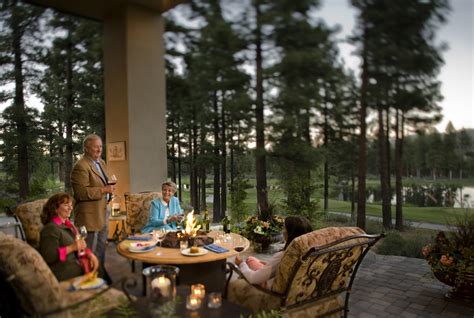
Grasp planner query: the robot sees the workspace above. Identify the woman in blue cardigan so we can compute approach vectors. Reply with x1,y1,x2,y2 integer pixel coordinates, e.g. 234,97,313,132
141,181,183,233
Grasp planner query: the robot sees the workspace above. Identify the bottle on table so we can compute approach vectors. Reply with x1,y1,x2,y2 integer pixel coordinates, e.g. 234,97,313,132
203,210,210,233
222,216,230,234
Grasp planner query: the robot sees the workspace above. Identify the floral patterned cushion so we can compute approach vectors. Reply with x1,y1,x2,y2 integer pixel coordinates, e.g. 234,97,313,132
58,281,128,317
226,277,281,313
0,232,66,315
125,192,162,233
0,232,128,317
15,199,47,249
272,226,365,295
227,227,366,315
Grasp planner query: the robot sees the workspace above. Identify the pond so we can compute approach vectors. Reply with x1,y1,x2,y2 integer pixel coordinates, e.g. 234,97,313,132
342,185,474,208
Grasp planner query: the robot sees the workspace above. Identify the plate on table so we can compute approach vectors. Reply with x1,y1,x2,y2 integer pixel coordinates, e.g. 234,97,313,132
128,242,156,253
181,247,208,257
72,276,106,291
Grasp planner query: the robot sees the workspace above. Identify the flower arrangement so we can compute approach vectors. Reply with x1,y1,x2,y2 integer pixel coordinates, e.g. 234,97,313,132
422,214,474,299
241,215,285,243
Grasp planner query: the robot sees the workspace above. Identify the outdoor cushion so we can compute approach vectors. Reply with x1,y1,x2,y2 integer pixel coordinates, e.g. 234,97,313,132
15,198,47,249
272,226,365,295
0,232,127,317
125,192,162,233
226,226,368,315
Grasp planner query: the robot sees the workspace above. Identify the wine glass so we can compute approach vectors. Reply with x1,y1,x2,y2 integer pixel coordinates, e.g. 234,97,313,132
77,226,88,256
78,226,88,239
108,174,117,186
153,229,166,256
233,236,245,254
108,175,117,200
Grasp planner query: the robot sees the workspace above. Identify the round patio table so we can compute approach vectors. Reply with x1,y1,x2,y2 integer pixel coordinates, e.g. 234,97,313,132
117,231,250,293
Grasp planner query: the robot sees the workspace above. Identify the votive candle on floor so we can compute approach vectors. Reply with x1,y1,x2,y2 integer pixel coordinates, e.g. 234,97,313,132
191,284,206,299
207,292,222,309
186,295,202,310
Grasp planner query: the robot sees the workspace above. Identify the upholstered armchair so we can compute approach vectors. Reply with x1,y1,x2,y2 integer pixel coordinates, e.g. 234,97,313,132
15,199,48,249
124,191,162,234
225,227,382,318
0,232,127,317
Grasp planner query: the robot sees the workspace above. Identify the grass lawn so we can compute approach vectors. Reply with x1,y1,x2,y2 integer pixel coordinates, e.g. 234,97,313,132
327,199,474,225
178,183,473,225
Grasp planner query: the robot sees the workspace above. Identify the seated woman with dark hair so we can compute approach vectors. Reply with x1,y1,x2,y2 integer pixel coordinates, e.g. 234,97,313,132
39,192,99,281
234,216,313,288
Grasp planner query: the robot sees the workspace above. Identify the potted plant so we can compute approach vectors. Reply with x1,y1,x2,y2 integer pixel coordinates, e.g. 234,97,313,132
422,214,474,301
241,215,285,250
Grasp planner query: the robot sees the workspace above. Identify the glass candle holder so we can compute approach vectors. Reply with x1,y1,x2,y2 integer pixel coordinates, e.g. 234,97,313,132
186,295,202,310
180,240,189,250
142,265,179,304
207,292,222,309
191,284,205,299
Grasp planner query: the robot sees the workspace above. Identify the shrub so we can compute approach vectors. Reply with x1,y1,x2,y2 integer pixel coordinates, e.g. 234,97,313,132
377,231,431,259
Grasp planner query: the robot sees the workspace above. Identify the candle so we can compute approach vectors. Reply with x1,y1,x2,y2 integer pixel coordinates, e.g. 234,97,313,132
208,292,222,309
186,295,202,310
180,240,189,250
191,284,205,299
151,276,171,298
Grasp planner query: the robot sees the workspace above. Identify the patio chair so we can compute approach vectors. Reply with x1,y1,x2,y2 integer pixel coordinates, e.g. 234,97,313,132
15,198,48,249
225,227,383,317
124,191,162,234
0,232,128,317
123,191,162,273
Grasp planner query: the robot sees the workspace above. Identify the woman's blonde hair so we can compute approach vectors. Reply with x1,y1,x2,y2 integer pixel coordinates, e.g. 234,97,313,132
161,181,177,193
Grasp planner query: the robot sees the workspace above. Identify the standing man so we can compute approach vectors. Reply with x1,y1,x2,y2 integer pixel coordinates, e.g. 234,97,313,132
71,134,114,265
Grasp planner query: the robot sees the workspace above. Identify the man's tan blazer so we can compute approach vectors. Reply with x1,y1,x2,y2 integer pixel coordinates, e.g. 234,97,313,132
71,156,109,232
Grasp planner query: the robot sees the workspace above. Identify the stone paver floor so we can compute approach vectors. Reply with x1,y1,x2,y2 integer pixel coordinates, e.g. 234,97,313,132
105,242,474,317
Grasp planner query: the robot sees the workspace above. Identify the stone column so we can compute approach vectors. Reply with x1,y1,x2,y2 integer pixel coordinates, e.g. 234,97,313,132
103,4,167,197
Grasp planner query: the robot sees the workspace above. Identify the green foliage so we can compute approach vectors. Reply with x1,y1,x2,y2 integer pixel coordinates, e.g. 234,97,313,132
422,213,474,285
376,231,431,259
230,174,250,222
149,296,182,318
241,215,285,243
280,177,320,223
243,309,283,318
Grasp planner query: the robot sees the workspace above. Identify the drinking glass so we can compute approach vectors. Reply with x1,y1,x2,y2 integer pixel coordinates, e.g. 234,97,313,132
78,226,88,239
108,175,117,201
108,174,117,186
233,236,245,253
76,226,88,257
153,229,166,256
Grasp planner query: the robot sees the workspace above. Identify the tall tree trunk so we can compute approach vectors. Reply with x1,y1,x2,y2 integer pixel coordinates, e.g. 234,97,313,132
220,101,227,219
385,107,392,205
395,110,404,230
178,134,182,202
357,25,369,230
191,113,199,211
212,91,221,221
254,0,269,219
378,107,392,230
64,30,74,194
188,130,195,207
351,164,355,223
323,103,329,212
200,167,206,211
12,2,29,199
170,119,177,183
199,128,207,210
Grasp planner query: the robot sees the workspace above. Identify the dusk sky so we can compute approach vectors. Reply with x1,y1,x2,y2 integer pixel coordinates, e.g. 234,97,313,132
318,0,473,131
1,0,472,132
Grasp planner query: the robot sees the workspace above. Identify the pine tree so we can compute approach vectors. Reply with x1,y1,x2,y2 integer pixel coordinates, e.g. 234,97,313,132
0,0,44,199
